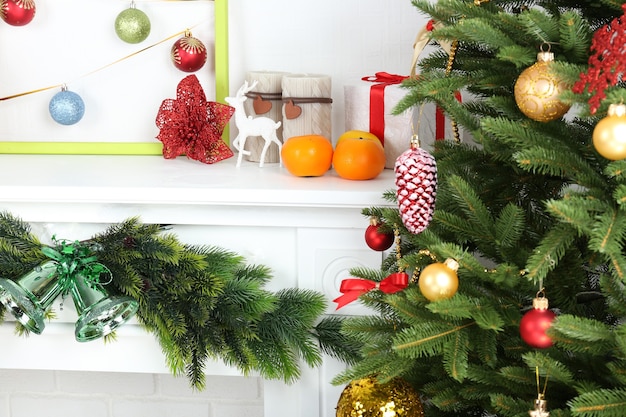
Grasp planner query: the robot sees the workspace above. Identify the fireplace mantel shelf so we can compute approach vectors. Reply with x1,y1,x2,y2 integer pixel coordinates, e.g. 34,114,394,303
0,154,395,417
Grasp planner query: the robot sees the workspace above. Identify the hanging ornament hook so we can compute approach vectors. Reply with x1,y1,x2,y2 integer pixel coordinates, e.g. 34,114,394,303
529,367,550,416
410,134,421,150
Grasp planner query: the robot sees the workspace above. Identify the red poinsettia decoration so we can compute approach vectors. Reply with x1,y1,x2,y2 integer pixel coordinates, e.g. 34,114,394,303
156,75,235,164
573,4,626,114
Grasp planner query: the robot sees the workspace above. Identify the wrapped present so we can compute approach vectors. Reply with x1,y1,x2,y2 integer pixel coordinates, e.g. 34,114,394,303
345,72,459,168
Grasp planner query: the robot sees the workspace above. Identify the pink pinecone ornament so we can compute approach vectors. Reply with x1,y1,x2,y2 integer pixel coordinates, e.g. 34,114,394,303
394,139,437,234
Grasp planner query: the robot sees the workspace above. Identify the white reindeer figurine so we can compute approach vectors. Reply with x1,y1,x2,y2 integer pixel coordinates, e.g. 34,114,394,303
225,81,282,168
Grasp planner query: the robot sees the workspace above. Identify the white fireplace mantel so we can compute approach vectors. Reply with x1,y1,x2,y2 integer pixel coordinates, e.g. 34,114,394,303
0,154,395,417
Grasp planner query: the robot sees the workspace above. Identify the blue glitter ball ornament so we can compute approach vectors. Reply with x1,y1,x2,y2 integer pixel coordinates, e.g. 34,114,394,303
49,90,85,125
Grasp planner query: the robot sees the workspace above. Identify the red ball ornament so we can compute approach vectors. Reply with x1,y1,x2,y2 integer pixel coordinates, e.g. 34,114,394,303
1,0,36,26
171,33,207,73
364,217,394,251
520,296,556,349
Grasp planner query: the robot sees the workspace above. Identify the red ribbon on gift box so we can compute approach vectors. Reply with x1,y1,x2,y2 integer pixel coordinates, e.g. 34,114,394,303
362,72,462,143
436,91,463,141
333,272,409,309
362,72,409,145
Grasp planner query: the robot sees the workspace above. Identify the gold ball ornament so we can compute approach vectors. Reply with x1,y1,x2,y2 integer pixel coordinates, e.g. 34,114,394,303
593,104,626,160
336,377,424,417
514,52,571,122
418,258,459,301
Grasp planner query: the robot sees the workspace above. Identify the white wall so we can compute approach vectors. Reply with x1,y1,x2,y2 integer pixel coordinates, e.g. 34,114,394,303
228,0,426,141
0,370,262,417
0,0,427,146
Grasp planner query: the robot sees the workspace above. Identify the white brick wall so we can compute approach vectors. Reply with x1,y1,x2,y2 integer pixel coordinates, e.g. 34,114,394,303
0,370,263,417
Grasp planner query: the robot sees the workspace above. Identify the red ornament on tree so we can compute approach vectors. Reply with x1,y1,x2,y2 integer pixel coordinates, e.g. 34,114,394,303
171,31,207,73
395,136,437,234
520,294,556,349
1,0,36,26
364,217,394,251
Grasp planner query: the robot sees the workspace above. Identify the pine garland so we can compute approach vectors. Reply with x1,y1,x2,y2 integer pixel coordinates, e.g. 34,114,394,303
0,211,359,390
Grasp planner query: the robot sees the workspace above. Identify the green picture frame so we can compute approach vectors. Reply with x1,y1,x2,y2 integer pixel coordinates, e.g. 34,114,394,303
0,0,229,155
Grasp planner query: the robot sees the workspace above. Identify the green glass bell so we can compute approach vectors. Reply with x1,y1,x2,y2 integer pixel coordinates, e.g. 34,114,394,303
71,274,139,342
0,261,63,334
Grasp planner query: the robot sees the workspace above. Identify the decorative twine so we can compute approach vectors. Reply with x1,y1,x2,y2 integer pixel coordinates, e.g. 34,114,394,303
245,92,283,101
411,18,461,144
535,366,549,399
0,22,207,102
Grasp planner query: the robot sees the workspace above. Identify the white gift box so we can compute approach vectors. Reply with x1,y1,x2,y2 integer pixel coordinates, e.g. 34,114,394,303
344,76,461,168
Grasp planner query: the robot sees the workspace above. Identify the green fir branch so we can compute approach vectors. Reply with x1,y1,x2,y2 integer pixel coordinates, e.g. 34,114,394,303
546,196,603,235
551,314,614,355
517,7,561,45
393,321,476,360
524,224,577,283
568,388,626,417
605,160,626,182
559,11,593,62
313,315,363,365
522,351,576,386
443,328,470,382
589,208,626,254
490,393,533,417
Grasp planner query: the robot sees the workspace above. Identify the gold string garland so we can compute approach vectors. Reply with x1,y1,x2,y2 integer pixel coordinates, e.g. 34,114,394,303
0,23,206,102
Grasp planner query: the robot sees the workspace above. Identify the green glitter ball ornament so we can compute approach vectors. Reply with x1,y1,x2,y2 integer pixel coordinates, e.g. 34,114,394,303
115,6,151,44
336,377,424,417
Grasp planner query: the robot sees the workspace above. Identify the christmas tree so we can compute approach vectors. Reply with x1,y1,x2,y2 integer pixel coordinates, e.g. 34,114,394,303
327,1,626,416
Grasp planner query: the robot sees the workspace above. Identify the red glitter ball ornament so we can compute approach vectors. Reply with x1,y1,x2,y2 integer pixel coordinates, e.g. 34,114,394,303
171,33,207,73
1,0,36,26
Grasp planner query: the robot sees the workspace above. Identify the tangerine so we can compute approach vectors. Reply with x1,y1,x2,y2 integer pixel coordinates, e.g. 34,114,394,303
332,132,386,180
281,135,333,177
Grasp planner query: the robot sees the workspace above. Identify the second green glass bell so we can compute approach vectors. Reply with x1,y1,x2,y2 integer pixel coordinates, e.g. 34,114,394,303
71,274,139,342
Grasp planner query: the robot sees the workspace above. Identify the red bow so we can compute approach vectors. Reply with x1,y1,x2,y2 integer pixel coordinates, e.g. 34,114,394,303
361,72,409,145
333,272,409,309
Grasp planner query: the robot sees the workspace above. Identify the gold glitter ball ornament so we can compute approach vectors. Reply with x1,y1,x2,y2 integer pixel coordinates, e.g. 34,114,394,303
336,377,424,417
514,52,571,122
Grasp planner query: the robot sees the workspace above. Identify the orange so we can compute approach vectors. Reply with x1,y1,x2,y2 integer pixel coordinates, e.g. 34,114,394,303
336,130,382,146
332,132,386,180
281,135,333,177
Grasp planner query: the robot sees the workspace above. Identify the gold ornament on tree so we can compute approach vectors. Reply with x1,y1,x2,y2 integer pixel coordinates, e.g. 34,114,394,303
514,46,571,122
418,258,459,301
529,395,550,417
336,377,424,417
592,103,626,160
